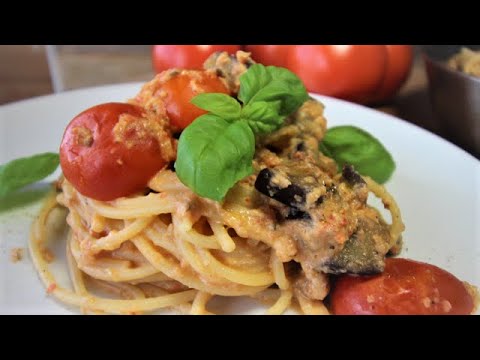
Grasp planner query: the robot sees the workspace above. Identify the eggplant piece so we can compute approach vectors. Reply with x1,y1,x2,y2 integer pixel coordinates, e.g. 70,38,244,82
286,207,311,221
342,164,366,186
255,168,306,209
319,218,389,275
321,235,385,275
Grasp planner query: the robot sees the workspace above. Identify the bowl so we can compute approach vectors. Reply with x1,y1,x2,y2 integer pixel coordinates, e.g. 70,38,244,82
422,45,480,157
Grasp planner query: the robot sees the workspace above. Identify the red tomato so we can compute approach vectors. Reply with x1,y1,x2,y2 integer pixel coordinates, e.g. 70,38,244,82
159,71,229,130
244,45,413,105
244,45,293,67
60,103,173,201
152,45,242,73
371,45,413,103
330,258,475,315
287,45,388,104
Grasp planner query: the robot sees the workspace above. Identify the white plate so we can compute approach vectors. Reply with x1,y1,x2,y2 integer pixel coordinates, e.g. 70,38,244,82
1,83,479,315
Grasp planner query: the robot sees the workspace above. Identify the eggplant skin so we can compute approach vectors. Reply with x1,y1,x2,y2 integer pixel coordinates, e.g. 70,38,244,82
286,207,311,221
319,218,388,275
254,168,306,209
321,240,385,275
342,164,366,186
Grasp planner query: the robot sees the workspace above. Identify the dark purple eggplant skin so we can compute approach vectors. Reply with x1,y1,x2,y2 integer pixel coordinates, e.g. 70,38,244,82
254,168,306,209
342,164,366,186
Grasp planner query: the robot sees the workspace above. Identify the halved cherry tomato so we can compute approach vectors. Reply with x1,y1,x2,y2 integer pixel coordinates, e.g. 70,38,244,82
159,71,229,130
330,258,475,315
152,45,242,73
60,103,174,201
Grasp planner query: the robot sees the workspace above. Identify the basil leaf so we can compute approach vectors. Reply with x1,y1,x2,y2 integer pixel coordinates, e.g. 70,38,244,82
320,126,395,184
237,64,271,104
264,66,309,115
176,64,311,201
175,114,255,201
0,188,51,213
242,101,283,134
238,64,308,116
0,152,60,198
191,93,241,121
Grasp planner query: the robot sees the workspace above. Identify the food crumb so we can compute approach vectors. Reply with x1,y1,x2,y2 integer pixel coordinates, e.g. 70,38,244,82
422,297,432,308
441,300,452,313
40,247,55,263
10,248,24,263
46,283,57,293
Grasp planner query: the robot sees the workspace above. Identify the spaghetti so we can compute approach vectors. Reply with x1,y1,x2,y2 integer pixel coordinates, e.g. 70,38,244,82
30,166,403,315
29,50,405,315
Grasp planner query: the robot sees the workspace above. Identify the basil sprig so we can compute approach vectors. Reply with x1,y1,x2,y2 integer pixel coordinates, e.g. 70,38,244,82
0,67,396,204
319,126,395,184
175,64,309,201
0,152,59,198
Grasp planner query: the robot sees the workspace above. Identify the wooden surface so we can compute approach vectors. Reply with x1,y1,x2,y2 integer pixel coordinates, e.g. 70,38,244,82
57,51,154,90
0,45,53,104
0,45,463,155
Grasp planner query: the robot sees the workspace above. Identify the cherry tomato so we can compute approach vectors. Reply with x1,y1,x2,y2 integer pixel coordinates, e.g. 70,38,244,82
287,45,388,104
152,45,242,73
244,45,294,67
159,71,229,130
371,45,413,104
60,103,173,201
330,258,475,315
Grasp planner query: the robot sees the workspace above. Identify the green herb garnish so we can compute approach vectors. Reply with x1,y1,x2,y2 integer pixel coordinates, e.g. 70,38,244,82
319,126,395,184
0,152,59,198
175,115,255,201
175,64,309,201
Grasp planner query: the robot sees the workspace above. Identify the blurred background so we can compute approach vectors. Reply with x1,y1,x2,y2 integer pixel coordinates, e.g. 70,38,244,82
0,45,478,158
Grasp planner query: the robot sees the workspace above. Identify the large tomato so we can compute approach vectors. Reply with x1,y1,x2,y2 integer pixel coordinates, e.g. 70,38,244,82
287,45,388,104
152,45,242,73
330,258,475,315
370,45,414,103
246,45,413,104
60,103,174,201
244,45,293,67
